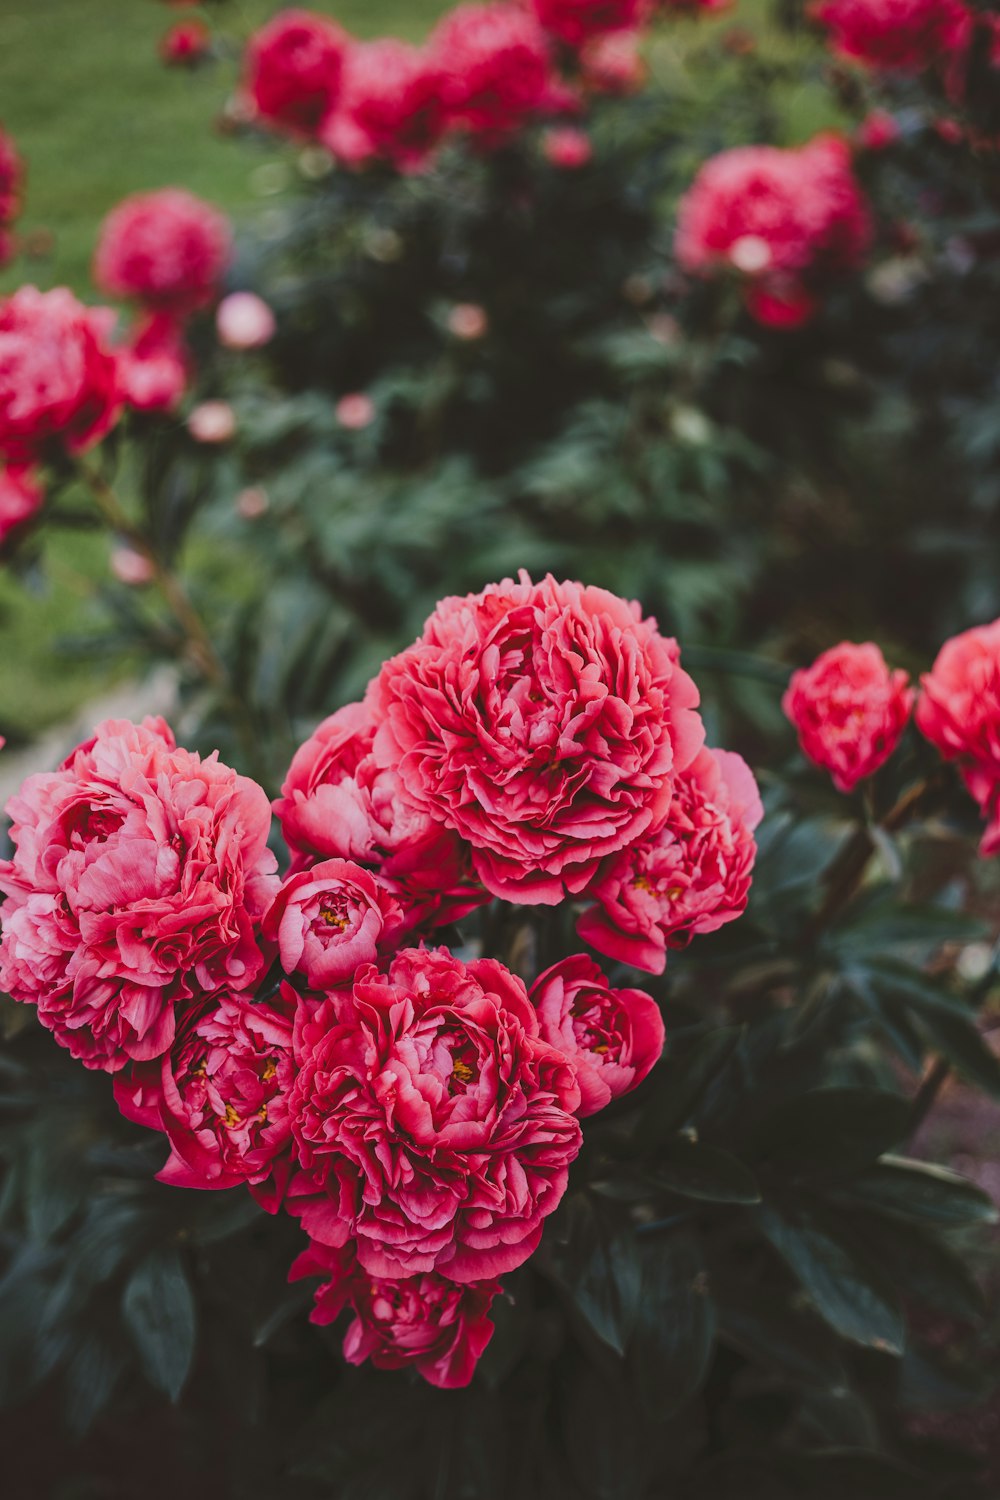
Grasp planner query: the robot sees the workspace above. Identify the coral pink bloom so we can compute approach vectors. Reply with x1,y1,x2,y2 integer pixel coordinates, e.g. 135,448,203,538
675,135,871,327
0,718,278,1071
367,572,704,904
244,8,349,136
530,954,664,1115
290,1239,501,1388
320,40,447,173
263,858,403,989
530,0,650,49
117,312,188,414
0,464,43,546
115,986,299,1208
94,189,231,317
286,946,582,1281
275,699,487,929
812,0,971,72
0,287,122,464
543,126,593,167
430,4,571,144
578,747,763,973
917,619,1000,855
784,641,914,793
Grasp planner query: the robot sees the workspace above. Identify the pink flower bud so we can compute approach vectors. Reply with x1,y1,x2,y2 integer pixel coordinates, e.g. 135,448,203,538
216,292,277,350
335,392,375,429
187,400,236,444
447,303,489,340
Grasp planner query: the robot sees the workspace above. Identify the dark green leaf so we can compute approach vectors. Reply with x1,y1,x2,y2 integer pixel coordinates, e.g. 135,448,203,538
653,1138,761,1204
834,1157,998,1227
751,1089,910,1173
122,1247,196,1401
639,1026,742,1147
629,1230,716,1416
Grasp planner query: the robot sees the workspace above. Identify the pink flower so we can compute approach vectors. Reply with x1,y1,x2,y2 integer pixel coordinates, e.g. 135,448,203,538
430,4,570,145
110,545,155,586
275,700,487,929
784,641,914,793
812,0,971,72
0,127,23,228
244,8,349,137
530,955,664,1115
578,746,763,973
367,572,704,905
916,619,1000,855
675,135,871,327
579,30,646,93
320,40,447,173
0,718,278,1071
118,312,188,414
530,0,650,48
0,287,122,464
94,189,231,317
187,400,236,443
447,302,489,340
286,946,582,1280
0,465,43,547
263,858,403,988
543,126,593,168
857,109,901,150
335,392,375,429
114,986,298,1207
160,19,211,66
289,1240,501,1388
216,291,276,350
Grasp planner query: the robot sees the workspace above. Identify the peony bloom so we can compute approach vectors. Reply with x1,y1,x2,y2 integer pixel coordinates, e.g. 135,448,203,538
320,40,448,173
216,291,276,350
447,302,489,340
94,189,231,317
0,717,278,1071
243,8,349,136
916,619,1000,855
334,392,375,429
160,19,211,66
367,572,704,904
675,135,871,328
856,108,901,150
578,746,763,973
187,399,236,443
430,4,570,144
0,126,23,229
286,946,582,1280
530,0,650,48
275,700,487,930
530,955,664,1115
117,312,188,414
783,641,914,793
0,465,43,547
114,986,298,1207
542,126,593,167
263,858,404,989
812,0,971,73
579,30,646,93
0,287,121,464
290,1239,501,1388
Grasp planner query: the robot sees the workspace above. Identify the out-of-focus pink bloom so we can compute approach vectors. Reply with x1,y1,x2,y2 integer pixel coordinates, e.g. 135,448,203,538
447,302,489,339
188,400,236,443
216,291,277,350
543,126,593,167
335,392,375,429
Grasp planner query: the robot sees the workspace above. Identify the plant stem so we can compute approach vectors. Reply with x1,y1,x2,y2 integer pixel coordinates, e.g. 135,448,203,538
909,1055,951,1139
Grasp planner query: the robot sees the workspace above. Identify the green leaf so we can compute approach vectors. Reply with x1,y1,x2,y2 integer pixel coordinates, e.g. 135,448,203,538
652,1138,761,1204
756,1205,904,1354
549,1196,641,1357
751,1088,910,1173
833,1157,998,1227
639,1026,742,1147
628,1229,716,1416
122,1247,196,1401
717,1282,847,1389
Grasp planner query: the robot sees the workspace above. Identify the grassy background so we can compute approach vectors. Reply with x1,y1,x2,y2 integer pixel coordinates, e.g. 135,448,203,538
0,1,448,739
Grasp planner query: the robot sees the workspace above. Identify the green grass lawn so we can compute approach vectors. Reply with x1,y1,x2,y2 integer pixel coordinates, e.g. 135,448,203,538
0,0,448,738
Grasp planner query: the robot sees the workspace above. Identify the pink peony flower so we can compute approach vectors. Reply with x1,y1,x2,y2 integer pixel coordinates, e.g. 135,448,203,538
289,1239,501,1388
94,189,231,317
530,0,650,48
263,858,403,989
216,291,276,350
187,399,236,443
0,717,278,1071
244,8,349,137
320,40,448,173
916,619,1000,855
784,642,914,794
530,954,664,1115
335,392,375,429
0,464,43,546
542,126,593,167
0,287,122,464
579,30,646,93
367,572,704,905
114,986,298,1207
286,946,582,1280
812,0,971,72
447,302,489,340
275,700,487,930
857,108,901,150
117,312,188,414
160,18,211,66
578,746,763,973
675,135,871,328
430,4,571,145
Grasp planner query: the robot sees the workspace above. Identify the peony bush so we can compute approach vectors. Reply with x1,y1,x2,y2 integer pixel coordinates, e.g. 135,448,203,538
1,0,1000,1494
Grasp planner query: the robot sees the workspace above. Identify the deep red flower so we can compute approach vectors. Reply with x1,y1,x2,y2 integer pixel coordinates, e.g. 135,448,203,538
0,465,43,547
813,0,971,72
430,4,571,144
530,0,650,49
244,8,349,136
160,19,211,66
320,40,448,172
94,189,231,316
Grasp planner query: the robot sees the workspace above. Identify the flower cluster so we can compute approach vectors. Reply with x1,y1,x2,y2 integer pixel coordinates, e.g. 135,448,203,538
812,0,971,74
675,134,872,326
0,575,765,1388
